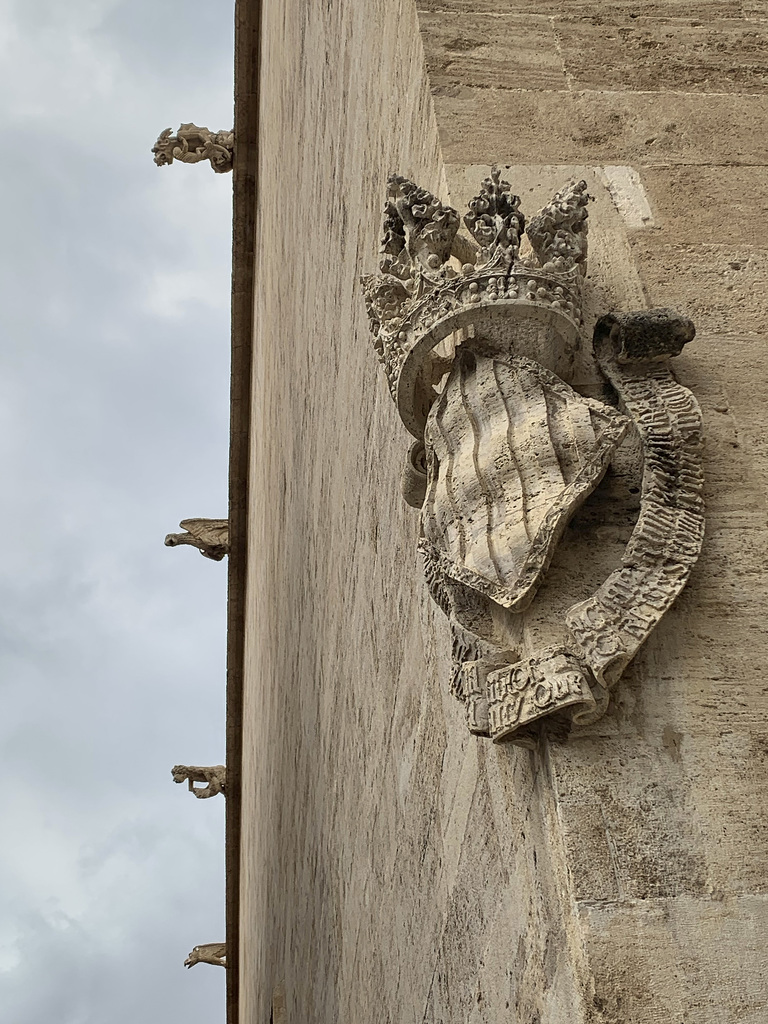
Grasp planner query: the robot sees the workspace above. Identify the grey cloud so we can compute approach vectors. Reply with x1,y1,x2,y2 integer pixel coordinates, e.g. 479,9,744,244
0,0,236,1020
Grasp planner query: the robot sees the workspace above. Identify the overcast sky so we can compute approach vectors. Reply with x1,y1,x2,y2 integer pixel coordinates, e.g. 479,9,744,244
0,1,235,1020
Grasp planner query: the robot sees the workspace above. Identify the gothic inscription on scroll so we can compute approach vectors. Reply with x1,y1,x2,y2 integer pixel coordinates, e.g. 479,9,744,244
362,171,704,744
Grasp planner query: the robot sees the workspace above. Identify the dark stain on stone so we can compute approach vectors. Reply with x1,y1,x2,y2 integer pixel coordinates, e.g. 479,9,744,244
444,37,484,52
662,725,684,762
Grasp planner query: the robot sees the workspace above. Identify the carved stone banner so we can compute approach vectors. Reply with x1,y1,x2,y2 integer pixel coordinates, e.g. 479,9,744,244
486,647,598,741
152,124,234,173
362,170,704,744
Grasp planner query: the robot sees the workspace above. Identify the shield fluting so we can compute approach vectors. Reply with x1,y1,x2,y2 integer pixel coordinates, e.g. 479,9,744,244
421,350,628,611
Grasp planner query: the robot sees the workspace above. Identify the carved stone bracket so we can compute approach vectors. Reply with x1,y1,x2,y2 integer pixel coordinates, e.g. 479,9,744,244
185,942,227,968
152,124,234,173
165,519,229,561
362,170,704,745
171,764,226,798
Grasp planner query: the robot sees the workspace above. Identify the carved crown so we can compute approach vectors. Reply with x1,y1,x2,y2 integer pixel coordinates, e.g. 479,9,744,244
361,170,590,437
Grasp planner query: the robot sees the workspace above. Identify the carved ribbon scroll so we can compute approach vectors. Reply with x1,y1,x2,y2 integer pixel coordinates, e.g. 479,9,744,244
567,311,705,688
362,171,704,744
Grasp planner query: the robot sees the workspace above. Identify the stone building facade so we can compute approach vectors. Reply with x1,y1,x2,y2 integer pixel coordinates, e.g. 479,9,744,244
227,2,768,1022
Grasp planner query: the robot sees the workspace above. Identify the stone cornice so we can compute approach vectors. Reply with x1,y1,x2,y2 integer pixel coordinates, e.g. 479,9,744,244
227,2,263,1023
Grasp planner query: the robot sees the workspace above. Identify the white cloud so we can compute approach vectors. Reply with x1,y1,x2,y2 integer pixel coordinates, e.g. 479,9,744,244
144,266,231,320
0,0,235,1020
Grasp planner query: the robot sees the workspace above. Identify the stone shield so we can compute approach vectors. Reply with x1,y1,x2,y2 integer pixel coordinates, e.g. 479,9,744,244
420,348,629,612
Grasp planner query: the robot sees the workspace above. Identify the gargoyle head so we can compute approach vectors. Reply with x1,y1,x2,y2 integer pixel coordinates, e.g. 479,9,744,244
184,943,226,968
152,128,174,167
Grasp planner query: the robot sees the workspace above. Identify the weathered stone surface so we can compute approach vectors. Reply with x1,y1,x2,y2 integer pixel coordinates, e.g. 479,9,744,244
746,0,768,18
236,0,768,1021
638,164,768,245
419,13,567,90
420,10,768,94
418,0,743,13
431,88,768,167
241,2,464,1021
629,240,768,335
584,896,768,1022
557,16,768,93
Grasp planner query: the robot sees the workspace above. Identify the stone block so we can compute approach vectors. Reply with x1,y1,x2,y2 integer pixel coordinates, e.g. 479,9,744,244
638,165,768,246
680,333,768,469
434,89,768,166
745,0,768,18
583,896,768,1023
418,0,743,14
551,737,709,901
556,16,768,93
628,239,768,335
238,0,768,1019
419,12,567,90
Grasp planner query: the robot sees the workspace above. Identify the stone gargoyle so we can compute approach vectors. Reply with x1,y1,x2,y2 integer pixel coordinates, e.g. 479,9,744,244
361,170,704,746
185,942,227,968
171,764,226,799
152,124,234,173
164,519,229,561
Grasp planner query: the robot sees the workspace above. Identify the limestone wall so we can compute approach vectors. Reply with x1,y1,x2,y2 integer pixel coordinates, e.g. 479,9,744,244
418,5,768,1020
241,1,458,1021
240,2,768,1021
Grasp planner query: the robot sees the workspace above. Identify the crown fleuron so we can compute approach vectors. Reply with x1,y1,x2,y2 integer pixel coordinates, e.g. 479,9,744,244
362,170,590,438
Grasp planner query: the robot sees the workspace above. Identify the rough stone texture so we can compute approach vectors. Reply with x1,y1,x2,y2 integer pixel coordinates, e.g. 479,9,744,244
239,1,768,1021
242,2,462,1022
419,11,768,93
426,5,768,1021
430,89,768,167
420,14,567,90
360,171,705,747
629,240,768,335
437,168,768,1021
555,16,768,93
418,1,743,12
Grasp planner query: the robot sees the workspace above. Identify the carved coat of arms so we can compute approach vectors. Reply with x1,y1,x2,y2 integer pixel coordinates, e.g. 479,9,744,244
362,171,704,745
